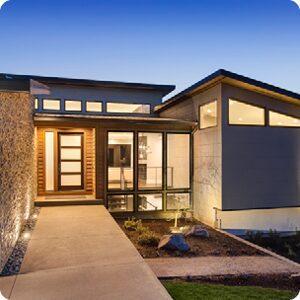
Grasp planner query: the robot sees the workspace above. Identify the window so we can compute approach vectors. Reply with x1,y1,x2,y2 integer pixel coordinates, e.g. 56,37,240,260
65,100,82,112
43,99,60,111
200,100,217,129
138,194,162,211
107,102,150,114
45,132,54,191
229,99,265,126
269,111,300,127
167,133,190,189
167,193,191,210
86,101,102,113
35,98,39,109
108,132,134,190
107,195,134,212
138,133,163,190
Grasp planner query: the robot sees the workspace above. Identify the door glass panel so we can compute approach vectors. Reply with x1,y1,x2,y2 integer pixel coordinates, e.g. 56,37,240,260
61,161,81,173
61,175,82,186
45,132,54,191
60,135,81,147
61,148,81,160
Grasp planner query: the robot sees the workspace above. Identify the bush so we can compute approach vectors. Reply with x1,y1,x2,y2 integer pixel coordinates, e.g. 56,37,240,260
137,231,160,247
136,224,148,234
124,218,142,231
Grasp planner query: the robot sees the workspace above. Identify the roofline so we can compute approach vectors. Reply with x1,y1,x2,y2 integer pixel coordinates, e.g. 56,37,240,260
155,69,300,112
0,73,175,96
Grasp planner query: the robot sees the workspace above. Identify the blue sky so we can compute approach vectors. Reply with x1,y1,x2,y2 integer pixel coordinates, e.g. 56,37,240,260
0,0,299,98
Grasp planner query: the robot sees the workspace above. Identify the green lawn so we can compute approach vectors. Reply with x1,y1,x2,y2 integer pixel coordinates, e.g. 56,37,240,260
162,281,297,300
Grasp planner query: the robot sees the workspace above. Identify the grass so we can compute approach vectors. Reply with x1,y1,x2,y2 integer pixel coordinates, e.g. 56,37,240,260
162,281,297,300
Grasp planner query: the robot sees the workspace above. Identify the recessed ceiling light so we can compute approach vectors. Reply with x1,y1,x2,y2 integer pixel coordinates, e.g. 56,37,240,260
207,109,212,113
293,119,299,123
238,117,243,121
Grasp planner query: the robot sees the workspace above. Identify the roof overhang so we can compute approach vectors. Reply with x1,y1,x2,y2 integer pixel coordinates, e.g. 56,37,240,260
155,69,300,112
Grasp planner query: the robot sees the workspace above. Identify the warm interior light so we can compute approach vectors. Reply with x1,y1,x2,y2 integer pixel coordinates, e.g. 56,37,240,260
23,232,31,240
293,119,299,124
238,117,243,121
207,109,212,113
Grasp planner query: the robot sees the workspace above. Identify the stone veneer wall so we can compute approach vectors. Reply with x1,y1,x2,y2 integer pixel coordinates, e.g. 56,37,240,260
0,91,36,271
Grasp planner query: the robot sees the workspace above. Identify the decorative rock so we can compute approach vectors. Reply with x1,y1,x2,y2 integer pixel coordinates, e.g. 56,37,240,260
182,225,209,238
158,234,190,252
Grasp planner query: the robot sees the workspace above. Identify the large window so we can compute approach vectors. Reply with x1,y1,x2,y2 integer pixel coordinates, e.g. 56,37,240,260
167,133,190,189
138,132,163,190
269,111,300,127
65,100,82,112
138,194,163,211
108,132,134,190
86,101,102,113
107,102,150,114
229,99,265,126
43,99,60,111
200,100,217,129
167,193,191,210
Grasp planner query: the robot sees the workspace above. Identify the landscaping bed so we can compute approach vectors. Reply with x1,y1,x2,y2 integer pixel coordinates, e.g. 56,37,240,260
116,218,266,258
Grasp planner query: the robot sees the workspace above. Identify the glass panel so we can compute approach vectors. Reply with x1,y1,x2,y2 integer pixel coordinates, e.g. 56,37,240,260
43,99,60,110
61,175,82,186
45,132,54,191
229,99,265,125
138,194,162,211
61,148,81,160
167,193,191,210
107,195,134,212
65,100,82,111
107,103,150,114
138,133,163,189
86,101,102,112
108,132,134,190
35,98,39,109
269,111,300,127
61,162,81,173
200,101,217,129
167,134,190,189
60,135,81,147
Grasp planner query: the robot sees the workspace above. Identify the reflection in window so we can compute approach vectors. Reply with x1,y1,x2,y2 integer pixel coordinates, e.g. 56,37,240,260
138,133,162,189
108,132,134,190
229,99,265,125
43,99,60,110
167,134,190,189
108,195,134,212
86,101,102,112
107,103,150,114
65,100,82,111
200,101,217,129
167,193,191,210
138,194,162,211
269,111,300,127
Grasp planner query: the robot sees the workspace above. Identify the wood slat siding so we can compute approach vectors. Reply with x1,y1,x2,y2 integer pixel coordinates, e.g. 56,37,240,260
36,127,95,195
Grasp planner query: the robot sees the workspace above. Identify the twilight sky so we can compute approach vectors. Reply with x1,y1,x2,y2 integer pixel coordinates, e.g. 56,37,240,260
0,0,299,99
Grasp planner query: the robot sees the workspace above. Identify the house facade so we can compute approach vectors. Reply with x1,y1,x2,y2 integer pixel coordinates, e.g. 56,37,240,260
0,69,299,270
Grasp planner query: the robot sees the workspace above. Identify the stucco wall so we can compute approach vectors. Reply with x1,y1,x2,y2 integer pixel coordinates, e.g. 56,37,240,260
221,84,300,211
0,91,36,271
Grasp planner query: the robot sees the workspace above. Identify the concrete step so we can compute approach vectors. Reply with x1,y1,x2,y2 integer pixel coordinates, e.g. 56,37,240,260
35,199,103,207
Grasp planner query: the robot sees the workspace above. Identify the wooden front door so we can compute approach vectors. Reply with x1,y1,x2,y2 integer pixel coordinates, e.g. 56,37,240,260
58,133,84,191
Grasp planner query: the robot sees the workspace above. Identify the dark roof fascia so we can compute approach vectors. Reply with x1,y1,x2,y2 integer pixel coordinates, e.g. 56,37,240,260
155,69,300,112
0,73,175,96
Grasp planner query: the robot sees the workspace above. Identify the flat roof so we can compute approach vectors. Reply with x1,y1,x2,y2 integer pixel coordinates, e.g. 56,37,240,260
155,69,300,112
0,73,175,96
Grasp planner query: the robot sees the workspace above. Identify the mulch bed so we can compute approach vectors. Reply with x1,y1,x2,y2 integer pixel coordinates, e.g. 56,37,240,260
116,218,266,258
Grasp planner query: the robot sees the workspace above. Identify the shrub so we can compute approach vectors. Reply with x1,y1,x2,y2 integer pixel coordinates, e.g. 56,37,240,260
137,231,160,247
124,218,142,231
136,223,148,234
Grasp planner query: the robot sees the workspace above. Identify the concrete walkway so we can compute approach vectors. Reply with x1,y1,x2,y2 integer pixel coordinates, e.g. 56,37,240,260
0,206,171,300
146,256,300,278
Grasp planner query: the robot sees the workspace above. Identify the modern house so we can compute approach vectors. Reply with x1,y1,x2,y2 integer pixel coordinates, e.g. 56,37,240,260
0,69,299,270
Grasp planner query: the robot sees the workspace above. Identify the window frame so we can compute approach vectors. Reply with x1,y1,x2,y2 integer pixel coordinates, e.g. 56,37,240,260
42,98,61,111
85,100,103,113
228,98,266,127
106,102,151,115
268,109,300,128
198,99,218,130
64,99,82,112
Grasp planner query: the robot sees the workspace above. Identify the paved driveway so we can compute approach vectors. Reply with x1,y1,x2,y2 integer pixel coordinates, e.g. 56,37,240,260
0,206,171,300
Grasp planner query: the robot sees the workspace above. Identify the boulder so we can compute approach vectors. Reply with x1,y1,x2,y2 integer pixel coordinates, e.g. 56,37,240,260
158,234,190,252
182,225,209,238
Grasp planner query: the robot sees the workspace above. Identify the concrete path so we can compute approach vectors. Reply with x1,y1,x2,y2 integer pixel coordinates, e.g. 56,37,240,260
0,206,171,300
146,256,300,278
